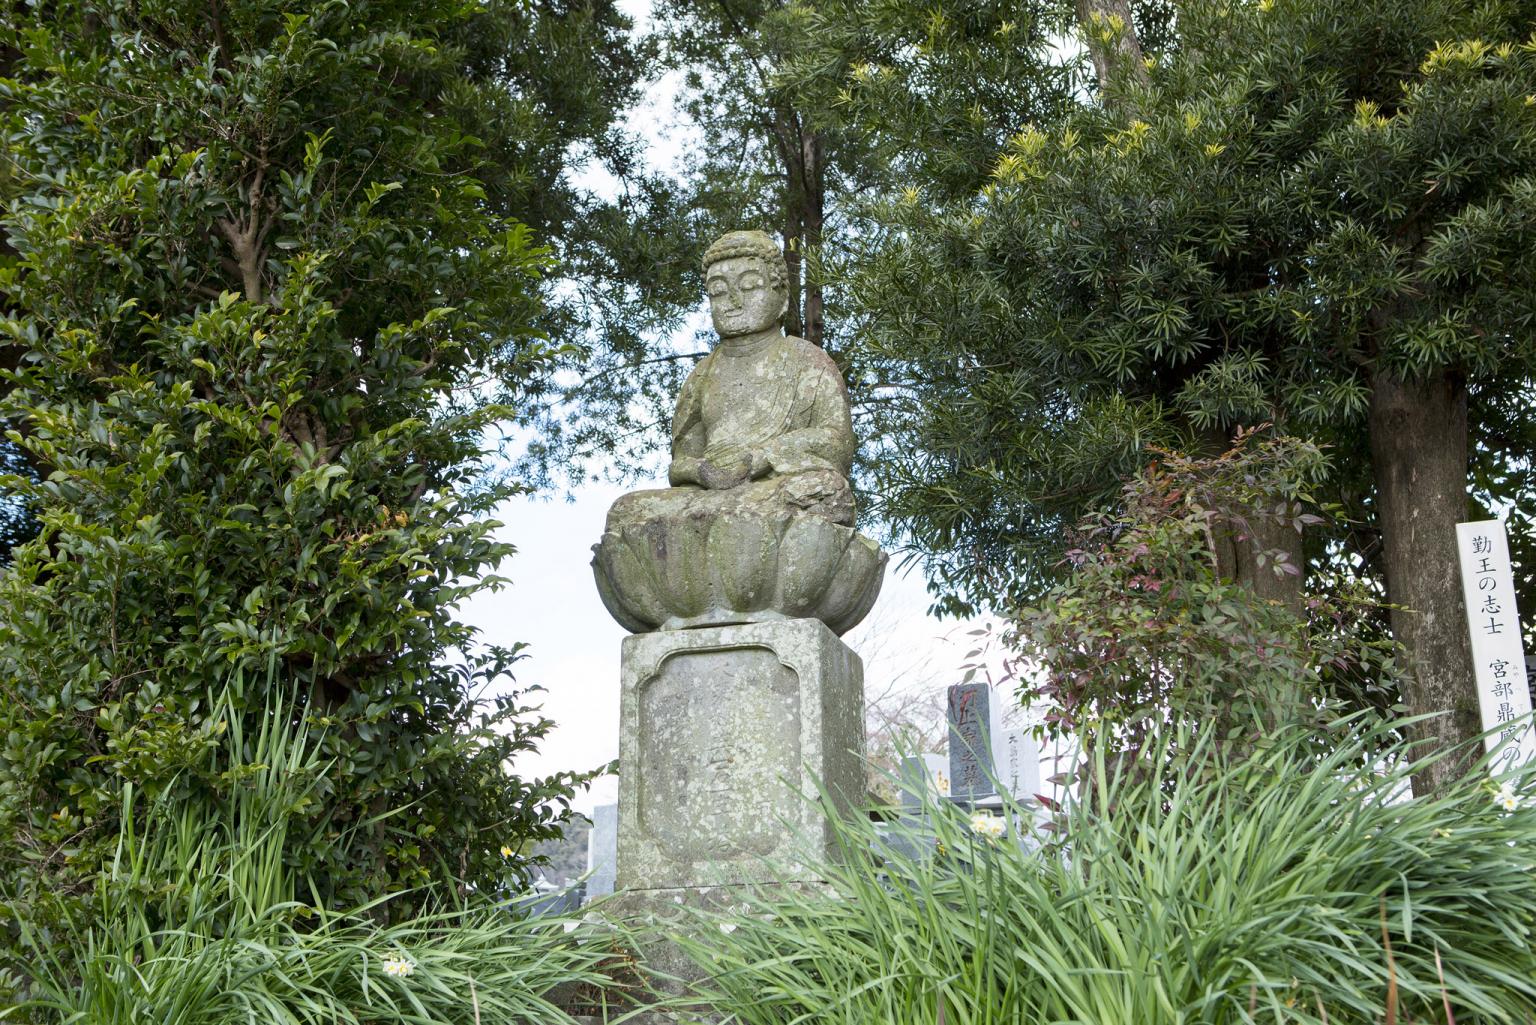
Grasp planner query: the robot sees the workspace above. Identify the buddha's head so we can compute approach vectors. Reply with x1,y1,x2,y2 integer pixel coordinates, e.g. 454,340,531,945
702,230,788,339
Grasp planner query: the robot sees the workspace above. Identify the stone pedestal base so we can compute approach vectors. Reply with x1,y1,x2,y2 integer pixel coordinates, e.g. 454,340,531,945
605,618,865,1021
592,881,833,1024
617,617,865,890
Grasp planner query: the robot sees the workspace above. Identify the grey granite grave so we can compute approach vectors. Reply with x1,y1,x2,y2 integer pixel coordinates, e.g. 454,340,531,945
585,802,617,900
947,682,1005,803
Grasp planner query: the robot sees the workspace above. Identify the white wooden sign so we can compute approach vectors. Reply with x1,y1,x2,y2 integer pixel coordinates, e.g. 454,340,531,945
1455,520,1535,775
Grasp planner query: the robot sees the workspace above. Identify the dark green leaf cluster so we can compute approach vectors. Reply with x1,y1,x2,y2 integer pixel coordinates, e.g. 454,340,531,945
779,0,1087,200
0,0,605,958
843,0,1536,615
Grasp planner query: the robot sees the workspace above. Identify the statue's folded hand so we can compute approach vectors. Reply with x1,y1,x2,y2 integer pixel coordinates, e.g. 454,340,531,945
697,455,752,490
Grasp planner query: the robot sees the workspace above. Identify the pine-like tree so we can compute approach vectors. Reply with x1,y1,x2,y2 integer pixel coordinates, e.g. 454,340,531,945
842,0,1536,791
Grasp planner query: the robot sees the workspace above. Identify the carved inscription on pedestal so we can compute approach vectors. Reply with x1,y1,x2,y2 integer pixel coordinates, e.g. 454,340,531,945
637,646,800,864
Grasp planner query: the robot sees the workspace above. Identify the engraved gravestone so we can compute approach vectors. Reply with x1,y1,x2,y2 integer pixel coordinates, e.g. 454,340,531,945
996,728,1039,804
638,646,798,865
617,620,863,890
947,682,1004,802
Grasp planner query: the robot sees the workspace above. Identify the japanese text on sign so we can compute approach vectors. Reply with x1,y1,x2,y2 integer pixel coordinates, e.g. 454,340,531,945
1455,520,1535,775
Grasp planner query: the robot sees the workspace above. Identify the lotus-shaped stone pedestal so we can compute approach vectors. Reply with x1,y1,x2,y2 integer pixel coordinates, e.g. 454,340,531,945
591,510,886,636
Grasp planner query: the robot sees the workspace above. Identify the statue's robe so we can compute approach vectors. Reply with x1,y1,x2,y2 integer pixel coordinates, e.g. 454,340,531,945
606,333,856,529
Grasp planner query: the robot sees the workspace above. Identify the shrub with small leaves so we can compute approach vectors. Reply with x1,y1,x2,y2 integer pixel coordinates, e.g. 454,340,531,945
1012,433,1405,772
0,0,598,967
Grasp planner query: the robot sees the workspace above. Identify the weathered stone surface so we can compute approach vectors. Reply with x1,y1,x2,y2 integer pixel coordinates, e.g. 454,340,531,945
592,229,885,636
590,231,880,1023
617,618,865,891
592,508,885,636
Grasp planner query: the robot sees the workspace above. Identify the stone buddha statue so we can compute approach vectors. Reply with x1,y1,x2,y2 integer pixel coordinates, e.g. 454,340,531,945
592,230,884,636
605,230,856,530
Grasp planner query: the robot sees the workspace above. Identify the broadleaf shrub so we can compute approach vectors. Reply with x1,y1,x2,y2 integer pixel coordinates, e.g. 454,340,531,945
0,0,592,967
1012,433,1406,772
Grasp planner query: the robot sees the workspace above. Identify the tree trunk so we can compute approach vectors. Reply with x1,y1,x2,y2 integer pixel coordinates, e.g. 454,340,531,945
800,130,825,347
783,209,804,339
1369,368,1479,796
1074,0,1149,95
771,109,807,339
1232,512,1306,619
1211,508,1305,614
1200,424,1305,619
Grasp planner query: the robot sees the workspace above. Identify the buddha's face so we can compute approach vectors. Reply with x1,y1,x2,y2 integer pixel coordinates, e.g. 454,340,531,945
705,255,785,338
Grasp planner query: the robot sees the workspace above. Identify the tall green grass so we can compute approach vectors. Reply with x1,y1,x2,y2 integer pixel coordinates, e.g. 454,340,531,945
6,688,610,1024
677,717,1536,1024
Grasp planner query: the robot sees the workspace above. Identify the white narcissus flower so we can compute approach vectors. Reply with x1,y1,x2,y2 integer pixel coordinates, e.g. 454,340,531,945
382,956,415,978
970,811,1006,839
1497,783,1521,813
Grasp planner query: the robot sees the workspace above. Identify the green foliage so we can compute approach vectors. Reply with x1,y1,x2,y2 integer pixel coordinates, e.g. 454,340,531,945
540,0,1102,490
1012,433,1405,754
7,683,609,1022
841,0,1536,615
680,716,1536,1023
522,0,856,483
0,0,598,958
0,439,36,563
774,0,1092,201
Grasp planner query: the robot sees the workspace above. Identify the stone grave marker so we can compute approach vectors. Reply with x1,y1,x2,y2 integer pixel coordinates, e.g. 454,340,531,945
945,686,1044,818
899,752,950,814
585,229,884,1020
878,753,948,862
947,682,1004,803
585,802,617,900
993,728,1041,807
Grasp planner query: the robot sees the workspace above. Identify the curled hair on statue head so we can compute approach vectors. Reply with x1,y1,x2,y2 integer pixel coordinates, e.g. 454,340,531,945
702,229,788,294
